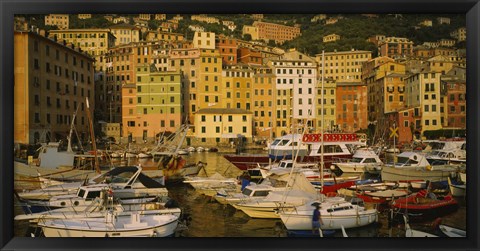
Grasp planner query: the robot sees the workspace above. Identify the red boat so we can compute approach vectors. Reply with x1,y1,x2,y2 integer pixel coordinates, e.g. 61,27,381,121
391,189,458,222
224,133,366,170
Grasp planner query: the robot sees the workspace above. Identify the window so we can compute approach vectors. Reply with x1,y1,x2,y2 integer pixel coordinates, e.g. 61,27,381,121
228,115,233,122
404,121,409,127
424,105,429,112
201,127,206,133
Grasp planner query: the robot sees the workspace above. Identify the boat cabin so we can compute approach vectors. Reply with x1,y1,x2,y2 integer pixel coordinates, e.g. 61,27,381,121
386,152,430,168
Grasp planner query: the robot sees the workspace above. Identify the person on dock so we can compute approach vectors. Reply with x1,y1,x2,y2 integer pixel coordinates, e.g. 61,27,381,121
312,204,323,234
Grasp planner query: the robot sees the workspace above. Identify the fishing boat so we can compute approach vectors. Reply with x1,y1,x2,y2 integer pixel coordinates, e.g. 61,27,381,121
223,133,366,170
278,197,378,231
380,152,462,182
391,189,458,222
337,181,410,206
404,216,438,237
183,172,239,197
447,177,465,197
439,224,466,237
39,211,179,237
330,149,383,175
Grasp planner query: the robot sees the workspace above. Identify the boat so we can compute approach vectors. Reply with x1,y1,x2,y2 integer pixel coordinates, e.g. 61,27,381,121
426,148,466,165
422,139,466,153
223,133,366,170
137,152,153,159
391,189,458,222
39,211,179,237
278,197,378,231
214,181,285,205
183,172,238,197
447,177,465,197
337,181,410,206
380,152,462,182
187,147,196,152
404,216,438,237
439,224,466,237
196,147,205,152
330,149,383,175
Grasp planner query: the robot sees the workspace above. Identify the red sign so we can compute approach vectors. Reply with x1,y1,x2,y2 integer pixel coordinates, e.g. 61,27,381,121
302,133,358,143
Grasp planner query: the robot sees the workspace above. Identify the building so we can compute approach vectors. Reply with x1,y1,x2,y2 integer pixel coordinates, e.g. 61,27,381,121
323,34,340,43
221,64,254,111
437,17,451,25
251,21,301,44
242,25,259,40
311,14,327,22
169,48,201,124
367,35,386,47
194,108,253,145
138,14,151,21
316,50,372,82
45,14,69,30
397,107,416,143
78,14,92,20
238,47,263,65
154,14,166,20
124,64,182,142
216,36,238,65
222,20,237,31
193,31,215,50
335,82,368,133
378,37,414,59
109,23,141,46
189,25,205,33
251,14,264,20
405,72,443,135
325,18,338,25
48,29,116,60
439,39,456,47
450,27,466,42
251,65,276,139
145,31,184,42
315,78,337,132
191,15,220,24
267,50,317,134
100,122,121,142
113,16,129,24
419,19,433,27
14,31,94,144
441,66,466,129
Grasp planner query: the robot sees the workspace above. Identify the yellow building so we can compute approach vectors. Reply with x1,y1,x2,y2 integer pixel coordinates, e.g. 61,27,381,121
191,15,220,24
45,14,69,30
315,78,337,131
154,14,166,20
242,25,259,40
323,34,341,43
196,49,222,117
145,31,185,42
193,32,215,50
124,65,182,141
221,64,253,111
78,14,92,20
317,50,372,82
138,14,151,21
48,29,116,59
109,23,141,46
194,108,253,145
14,31,94,144
251,65,277,139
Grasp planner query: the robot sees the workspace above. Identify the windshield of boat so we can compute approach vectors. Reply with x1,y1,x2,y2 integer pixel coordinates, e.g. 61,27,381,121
364,158,378,163
395,156,418,166
271,139,290,146
350,158,363,163
252,190,270,197
242,188,253,196
428,142,445,150
77,188,86,198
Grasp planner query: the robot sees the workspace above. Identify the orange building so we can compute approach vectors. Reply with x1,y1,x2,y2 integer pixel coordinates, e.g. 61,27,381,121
216,36,238,65
252,21,301,44
378,37,414,59
238,47,263,65
335,82,368,133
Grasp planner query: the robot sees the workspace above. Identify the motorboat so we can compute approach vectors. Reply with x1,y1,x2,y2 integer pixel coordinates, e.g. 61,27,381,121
439,224,466,237
391,189,458,222
381,152,463,182
447,177,465,197
330,149,383,175
404,216,438,237
39,211,179,237
278,196,378,231
183,172,239,197
224,133,366,170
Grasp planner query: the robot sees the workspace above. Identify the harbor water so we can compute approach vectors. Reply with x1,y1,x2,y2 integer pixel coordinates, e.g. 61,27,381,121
14,151,466,237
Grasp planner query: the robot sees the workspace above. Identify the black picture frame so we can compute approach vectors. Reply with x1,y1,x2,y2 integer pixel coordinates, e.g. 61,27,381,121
1,0,479,250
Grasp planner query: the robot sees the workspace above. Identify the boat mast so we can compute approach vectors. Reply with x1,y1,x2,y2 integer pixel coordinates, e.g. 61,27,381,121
86,98,100,174
67,106,79,153
320,50,325,194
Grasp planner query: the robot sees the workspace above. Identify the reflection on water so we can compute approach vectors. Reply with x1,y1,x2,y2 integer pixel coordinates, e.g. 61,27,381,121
14,152,467,237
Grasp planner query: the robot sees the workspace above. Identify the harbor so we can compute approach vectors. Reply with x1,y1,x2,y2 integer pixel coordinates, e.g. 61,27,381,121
14,143,467,238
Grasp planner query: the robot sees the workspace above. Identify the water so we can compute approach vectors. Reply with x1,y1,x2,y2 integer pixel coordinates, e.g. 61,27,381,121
13,151,467,237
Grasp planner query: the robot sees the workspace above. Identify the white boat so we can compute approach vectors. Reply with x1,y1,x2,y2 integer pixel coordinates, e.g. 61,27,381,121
404,216,438,237
426,149,466,165
422,139,466,153
184,172,238,196
196,147,205,152
187,147,196,152
39,211,179,237
232,189,316,219
439,224,466,237
278,197,378,230
331,149,383,175
137,152,153,159
447,177,466,197
381,152,462,182
214,182,285,205
177,149,189,155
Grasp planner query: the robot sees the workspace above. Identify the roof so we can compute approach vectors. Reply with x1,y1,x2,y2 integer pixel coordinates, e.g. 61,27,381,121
109,23,140,30
196,108,252,115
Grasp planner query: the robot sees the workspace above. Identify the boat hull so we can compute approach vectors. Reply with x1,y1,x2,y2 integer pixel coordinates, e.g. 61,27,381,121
279,210,378,230
223,154,350,170
381,166,454,182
